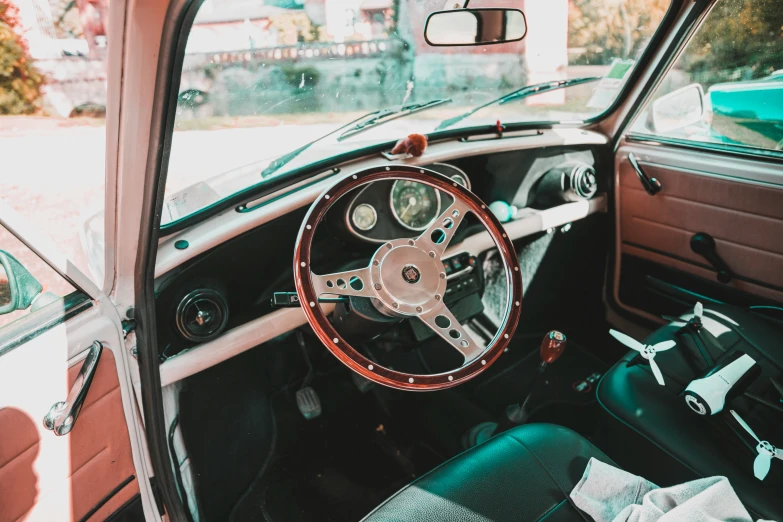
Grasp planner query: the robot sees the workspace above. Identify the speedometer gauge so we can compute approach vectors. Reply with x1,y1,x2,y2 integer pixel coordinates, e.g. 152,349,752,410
390,180,441,231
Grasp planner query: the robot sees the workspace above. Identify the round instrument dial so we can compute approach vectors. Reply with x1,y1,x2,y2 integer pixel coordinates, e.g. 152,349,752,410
390,180,441,231
351,203,378,231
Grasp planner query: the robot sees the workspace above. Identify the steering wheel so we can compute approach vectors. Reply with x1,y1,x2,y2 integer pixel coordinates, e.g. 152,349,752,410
294,165,522,391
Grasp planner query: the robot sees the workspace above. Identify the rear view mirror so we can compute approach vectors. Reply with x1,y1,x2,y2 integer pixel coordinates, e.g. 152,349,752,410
650,84,705,133
424,8,527,47
0,251,42,315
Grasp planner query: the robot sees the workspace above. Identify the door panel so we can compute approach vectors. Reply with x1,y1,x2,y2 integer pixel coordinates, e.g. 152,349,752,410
614,142,783,317
0,306,138,522
68,349,139,521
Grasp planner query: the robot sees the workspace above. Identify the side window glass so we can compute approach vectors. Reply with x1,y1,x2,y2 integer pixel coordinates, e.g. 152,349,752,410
0,225,81,335
0,0,109,287
630,0,783,153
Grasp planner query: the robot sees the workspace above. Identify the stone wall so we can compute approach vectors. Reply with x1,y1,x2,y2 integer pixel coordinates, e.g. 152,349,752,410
36,11,529,119
176,41,527,119
178,39,414,118
36,58,106,117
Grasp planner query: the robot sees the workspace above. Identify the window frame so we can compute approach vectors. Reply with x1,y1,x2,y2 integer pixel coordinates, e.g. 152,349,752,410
623,0,783,162
0,294,92,356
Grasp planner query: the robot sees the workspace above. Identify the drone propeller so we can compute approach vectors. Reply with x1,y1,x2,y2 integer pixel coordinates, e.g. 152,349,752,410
662,302,716,368
730,410,783,480
609,329,676,386
694,302,704,321
663,302,704,326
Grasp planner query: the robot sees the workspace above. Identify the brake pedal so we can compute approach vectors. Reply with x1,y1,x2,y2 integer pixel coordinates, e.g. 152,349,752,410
296,386,322,420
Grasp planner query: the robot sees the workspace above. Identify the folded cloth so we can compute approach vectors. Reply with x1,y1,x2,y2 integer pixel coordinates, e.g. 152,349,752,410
569,457,775,522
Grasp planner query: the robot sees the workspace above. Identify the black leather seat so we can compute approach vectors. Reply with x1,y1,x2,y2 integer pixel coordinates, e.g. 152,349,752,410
597,303,783,521
362,424,613,522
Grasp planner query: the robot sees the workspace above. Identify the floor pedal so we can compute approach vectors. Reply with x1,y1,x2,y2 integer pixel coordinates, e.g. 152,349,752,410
296,386,322,420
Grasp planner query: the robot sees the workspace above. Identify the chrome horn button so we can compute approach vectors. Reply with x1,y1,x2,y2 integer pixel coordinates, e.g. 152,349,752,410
370,239,446,316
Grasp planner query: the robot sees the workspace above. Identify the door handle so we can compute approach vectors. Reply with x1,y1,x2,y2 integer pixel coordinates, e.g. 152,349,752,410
627,153,662,195
690,233,733,284
43,341,103,436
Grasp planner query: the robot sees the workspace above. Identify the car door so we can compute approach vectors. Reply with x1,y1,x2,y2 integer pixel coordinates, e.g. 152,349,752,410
0,204,142,521
612,0,783,322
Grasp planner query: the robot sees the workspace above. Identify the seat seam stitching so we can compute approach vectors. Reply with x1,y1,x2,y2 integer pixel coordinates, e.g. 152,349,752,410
535,498,568,522
506,433,591,522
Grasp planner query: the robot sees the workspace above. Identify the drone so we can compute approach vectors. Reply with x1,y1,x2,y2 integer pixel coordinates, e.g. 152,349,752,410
613,303,782,482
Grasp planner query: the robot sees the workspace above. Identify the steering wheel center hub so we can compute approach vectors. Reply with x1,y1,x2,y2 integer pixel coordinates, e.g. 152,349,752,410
371,240,446,316
401,265,421,284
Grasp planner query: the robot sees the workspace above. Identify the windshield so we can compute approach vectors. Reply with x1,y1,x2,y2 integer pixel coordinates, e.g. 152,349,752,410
164,0,672,226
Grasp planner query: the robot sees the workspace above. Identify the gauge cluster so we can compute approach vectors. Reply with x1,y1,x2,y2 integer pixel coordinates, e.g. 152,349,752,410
345,163,471,242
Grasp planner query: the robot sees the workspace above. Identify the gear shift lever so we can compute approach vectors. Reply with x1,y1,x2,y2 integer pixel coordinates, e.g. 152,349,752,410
505,331,567,424
540,330,568,364
461,331,567,449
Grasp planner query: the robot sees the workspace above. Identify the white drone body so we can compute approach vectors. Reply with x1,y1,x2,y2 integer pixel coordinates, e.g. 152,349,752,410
730,410,783,481
684,353,758,416
609,329,676,386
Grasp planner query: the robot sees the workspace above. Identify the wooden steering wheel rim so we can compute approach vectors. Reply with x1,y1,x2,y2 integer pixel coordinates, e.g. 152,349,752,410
294,165,522,391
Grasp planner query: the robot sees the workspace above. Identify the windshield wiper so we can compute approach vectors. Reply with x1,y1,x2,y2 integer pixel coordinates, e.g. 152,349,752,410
261,98,451,178
435,77,601,131
337,98,451,141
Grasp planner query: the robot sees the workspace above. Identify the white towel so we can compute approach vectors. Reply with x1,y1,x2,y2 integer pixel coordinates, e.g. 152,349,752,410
569,457,776,522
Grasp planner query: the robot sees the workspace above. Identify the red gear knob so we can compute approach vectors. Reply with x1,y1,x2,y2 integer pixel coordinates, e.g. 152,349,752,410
540,330,567,364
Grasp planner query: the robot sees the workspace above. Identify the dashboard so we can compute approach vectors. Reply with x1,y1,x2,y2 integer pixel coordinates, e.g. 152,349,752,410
152,130,610,386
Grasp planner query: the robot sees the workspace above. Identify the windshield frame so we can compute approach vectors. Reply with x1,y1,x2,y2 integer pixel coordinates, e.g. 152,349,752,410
155,0,684,236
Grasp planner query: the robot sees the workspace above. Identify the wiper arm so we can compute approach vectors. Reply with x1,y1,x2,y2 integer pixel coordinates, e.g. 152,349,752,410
261,98,451,178
435,77,601,131
261,109,384,178
337,98,451,141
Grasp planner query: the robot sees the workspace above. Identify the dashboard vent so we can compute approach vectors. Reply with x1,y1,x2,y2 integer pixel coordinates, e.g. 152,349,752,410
175,288,229,342
536,162,598,204
571,164,598,199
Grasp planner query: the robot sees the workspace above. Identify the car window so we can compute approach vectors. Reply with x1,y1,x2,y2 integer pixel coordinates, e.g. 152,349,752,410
163,0,673,226
0,224,80,334
0,0,109,288
630,0,783,153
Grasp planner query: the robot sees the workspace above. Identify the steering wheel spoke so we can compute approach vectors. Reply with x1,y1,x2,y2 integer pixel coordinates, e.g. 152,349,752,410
415,199,470,258
419,304,483,362
312,266,374,298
